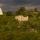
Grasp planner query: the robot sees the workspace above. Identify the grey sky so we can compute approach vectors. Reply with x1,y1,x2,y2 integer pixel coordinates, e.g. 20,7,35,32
0,0,40,11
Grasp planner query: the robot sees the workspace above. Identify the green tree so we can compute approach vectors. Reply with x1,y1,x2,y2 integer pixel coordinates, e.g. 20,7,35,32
34,8,38,12
6,11,12,16
16,7,27,16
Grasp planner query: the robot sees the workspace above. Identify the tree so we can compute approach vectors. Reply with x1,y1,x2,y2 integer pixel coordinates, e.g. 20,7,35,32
34,8,38,12
6,11,12,16
16,7,27,16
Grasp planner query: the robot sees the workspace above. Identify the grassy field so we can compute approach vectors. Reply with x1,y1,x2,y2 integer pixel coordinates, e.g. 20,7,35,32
0,7,40,40
0,14,40,40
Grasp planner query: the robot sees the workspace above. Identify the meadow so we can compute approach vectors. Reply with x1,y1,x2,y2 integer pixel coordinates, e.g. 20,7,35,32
0,7,40,40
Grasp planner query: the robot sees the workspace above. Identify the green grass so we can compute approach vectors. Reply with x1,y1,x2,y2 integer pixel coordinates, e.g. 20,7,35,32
0,11,40,40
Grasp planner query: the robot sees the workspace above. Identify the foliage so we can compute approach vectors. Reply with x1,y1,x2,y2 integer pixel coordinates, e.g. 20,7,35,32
0,7,40,40
34,8,38,12
16,7,27,16
6,11,13,16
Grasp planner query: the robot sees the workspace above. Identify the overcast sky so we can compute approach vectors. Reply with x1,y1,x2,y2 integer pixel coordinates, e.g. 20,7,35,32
0,0,40,11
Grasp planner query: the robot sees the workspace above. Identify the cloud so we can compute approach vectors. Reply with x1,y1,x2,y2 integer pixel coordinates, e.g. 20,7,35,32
0,3,4,7
0,0,40,11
